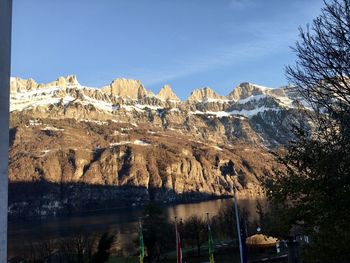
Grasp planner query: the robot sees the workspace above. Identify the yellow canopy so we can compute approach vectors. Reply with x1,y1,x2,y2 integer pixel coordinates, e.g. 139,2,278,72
246,234,278,248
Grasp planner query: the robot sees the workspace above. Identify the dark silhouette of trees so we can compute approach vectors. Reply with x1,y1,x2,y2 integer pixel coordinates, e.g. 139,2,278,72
182,215,207,256
267,0,350,261
142,203,174,263
212,203,237,240
22,230,115,263
90,233,115,263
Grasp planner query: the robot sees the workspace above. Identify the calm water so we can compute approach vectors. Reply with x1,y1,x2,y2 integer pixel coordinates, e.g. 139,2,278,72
8,198,263,257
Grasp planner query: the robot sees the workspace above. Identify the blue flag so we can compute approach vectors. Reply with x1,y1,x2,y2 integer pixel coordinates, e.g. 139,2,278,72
240,216,248,263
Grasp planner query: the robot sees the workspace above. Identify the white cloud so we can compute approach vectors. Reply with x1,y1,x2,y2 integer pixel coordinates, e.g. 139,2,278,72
133,27,295,87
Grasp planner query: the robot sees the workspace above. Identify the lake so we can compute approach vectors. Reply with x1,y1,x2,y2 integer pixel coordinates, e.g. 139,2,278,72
8,198,263,258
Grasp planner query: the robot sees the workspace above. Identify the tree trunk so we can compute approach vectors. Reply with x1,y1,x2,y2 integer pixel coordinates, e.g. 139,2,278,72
0,0,12,261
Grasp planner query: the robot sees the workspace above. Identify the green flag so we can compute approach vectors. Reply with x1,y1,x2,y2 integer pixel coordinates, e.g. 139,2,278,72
139,220,145,263
208,221,215,263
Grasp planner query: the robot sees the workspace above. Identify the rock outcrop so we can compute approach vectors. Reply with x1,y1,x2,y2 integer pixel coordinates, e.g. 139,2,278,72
102,78,147,99
157,85,180,101
188,87,226,101
10,77,38,93
227,82,268,101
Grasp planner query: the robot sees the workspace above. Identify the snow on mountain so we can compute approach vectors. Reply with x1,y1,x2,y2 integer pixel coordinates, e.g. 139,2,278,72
226,82,268,101
7,76,317,219
9,76,303,115
192,106,280,118
236,94,267,104
9,75,312,148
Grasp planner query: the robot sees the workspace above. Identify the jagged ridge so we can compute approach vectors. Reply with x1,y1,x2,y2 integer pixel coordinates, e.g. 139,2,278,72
7,75,313,217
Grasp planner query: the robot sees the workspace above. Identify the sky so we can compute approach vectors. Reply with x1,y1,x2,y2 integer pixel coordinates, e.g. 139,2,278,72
12,0,324,100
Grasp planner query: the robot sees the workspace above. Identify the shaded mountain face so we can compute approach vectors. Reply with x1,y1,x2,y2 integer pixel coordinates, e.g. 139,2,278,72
8,75,310,217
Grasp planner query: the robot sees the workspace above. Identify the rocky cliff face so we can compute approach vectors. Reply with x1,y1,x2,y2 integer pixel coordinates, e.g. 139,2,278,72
157,85,180,101
188,87,226,102
102,78,148,99
8,75,309,217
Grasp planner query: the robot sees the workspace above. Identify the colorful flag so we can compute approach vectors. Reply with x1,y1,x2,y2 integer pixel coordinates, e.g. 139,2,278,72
139,220,145,263
175,219,183,263
208,219,215,263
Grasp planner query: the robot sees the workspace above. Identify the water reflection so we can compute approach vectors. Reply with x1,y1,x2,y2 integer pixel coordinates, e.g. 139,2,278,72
8,198,265,257
166,199,228,221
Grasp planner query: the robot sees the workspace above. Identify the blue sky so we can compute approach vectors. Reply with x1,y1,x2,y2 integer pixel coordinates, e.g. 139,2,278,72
12,0,324,99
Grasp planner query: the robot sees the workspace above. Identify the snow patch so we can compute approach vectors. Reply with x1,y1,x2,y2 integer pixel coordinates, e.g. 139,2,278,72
11,86,60,99
29,120,42,126
203,98,230,103
237,94,266,104
81,95,118,112
299,99,313,110
273,95,294,108
41,126,64,131
121,105,145,112
249,83,271,90
135,104,163,111
110,140,150,147
192,106,280,118
212,146,223,151
133,140,150,146
113,130,121,135
228,107,280,117
80,119,108,125
110,141,131,146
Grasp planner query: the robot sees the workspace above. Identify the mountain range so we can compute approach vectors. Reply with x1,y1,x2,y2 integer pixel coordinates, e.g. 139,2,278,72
8,75,311,217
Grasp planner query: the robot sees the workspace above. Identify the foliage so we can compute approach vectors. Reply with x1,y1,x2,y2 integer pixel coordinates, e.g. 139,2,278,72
267,0,350,261
182,215,207,256
211,202,237,240
141,203,174,263
22,230,115,263
91,233,115,263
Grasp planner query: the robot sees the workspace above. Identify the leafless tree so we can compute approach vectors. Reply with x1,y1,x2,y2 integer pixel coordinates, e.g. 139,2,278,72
286,0,350,114
268,0,350,260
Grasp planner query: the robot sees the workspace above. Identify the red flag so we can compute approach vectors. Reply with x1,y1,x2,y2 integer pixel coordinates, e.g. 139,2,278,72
175,219,182,263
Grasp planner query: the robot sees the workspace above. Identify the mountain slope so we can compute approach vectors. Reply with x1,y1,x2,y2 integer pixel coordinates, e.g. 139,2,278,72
8,75,309,217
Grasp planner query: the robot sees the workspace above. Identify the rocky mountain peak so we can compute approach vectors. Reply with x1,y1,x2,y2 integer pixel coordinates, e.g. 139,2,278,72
226,82,271,101
156,85,180,101
65,75,79,85
42,75,80,88
9,74,306,132
10,75,81,94
10,77,38,93
103,78,147,100
187,87,225,102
